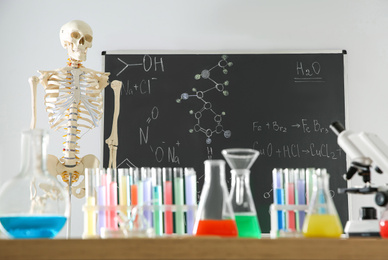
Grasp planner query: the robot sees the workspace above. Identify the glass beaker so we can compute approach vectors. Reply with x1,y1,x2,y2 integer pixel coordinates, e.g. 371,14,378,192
302,169,343,238
0,129,69,239
222,148,261,238
193,160,238,237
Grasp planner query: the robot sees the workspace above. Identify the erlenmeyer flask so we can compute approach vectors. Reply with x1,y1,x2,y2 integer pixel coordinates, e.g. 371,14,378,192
0,129,69,239
302,169,343,237
193,160,238,237
222,148,261,238
379,206,388,238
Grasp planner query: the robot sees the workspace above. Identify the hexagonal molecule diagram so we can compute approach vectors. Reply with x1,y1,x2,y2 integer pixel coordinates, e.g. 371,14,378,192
176,55,233,144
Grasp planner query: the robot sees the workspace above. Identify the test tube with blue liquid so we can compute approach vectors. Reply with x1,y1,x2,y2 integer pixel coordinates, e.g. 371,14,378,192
151,167,163,236
185,167,197,235
272,168,285,231
174,168,185,235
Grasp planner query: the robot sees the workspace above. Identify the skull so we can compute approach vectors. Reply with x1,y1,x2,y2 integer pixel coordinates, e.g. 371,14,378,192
60,20,93,62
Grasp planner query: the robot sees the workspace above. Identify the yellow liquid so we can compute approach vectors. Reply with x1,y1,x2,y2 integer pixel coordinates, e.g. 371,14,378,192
84,197,97,237
302,214,342,238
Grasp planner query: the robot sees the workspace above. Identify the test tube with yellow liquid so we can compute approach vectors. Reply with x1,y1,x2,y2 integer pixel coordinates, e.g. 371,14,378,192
83,168,98,239
302,169,343,238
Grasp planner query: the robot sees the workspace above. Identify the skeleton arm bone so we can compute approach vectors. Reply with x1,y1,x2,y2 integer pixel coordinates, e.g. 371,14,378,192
29,76,39,129
105,80,122,168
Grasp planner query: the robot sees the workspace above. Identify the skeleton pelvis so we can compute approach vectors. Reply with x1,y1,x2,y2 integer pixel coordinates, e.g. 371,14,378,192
47,154,99,199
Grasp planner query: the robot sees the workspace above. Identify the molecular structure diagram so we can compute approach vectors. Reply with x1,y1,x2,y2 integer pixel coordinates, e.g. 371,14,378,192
176,55,233,144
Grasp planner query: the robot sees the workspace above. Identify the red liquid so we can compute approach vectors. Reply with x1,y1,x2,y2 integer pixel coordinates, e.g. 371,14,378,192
195,219,238,237
164,181,173,234
287,183,296,231
379,220,388,238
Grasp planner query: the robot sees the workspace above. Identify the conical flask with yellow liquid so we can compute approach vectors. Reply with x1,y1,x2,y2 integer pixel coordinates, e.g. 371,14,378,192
302,169,343,238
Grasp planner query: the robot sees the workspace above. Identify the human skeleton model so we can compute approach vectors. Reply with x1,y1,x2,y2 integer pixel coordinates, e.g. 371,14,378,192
29,20,121,198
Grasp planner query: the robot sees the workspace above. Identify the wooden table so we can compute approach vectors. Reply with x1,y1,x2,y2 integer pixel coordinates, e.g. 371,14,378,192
0,237,387,260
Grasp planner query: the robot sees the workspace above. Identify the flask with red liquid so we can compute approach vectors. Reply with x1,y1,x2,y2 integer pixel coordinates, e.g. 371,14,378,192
379,207,388,238
193,160,238,237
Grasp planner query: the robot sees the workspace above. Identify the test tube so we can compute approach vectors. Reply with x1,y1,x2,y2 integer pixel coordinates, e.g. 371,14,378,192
142,167,153,227
118,168,129,217
151,167,163,236
285,168,296,231
272,168,285,231
174,167,185,235
130,168,139,228
163,167,173,234
306,168,315,204
83,168,97,238
294,168,306,231
96,168,106,234
106,168,118,230
185,167,197,235
130,168,139,206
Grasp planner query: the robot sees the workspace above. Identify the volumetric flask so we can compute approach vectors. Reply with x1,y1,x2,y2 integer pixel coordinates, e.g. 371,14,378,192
193,160,238,237
222,148,261,238
302,169,343,238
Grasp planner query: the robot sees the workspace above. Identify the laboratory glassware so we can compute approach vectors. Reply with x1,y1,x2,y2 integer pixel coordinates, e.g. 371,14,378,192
151,167,163,236
185,167,197,235
193,160,238,237
302,169,343,237
379,206,388,238
163,167,173,234
222,148,261,238
174,167,185,235
141,167,152,227
106,168,118,230
83,168,97,238
0,129,69,239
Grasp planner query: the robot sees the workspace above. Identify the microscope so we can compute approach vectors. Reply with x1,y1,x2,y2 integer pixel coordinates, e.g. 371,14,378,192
330,121,388,237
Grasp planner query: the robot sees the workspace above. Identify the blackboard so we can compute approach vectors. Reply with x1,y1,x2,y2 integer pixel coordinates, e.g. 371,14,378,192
103,51,347,232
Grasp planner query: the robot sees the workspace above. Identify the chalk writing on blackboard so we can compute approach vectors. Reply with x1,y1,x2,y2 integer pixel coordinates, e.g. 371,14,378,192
116,55,165,76
252,119,330,134
176,55,233,146
294,61,325,83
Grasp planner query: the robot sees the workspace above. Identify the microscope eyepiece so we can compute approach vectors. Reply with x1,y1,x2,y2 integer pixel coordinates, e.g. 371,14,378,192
330,121,345,136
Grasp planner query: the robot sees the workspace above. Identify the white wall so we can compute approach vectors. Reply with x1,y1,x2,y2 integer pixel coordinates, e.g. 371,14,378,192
1,0,388,237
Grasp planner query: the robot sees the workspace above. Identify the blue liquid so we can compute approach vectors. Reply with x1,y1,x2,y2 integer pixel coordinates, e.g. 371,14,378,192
0,215,67,239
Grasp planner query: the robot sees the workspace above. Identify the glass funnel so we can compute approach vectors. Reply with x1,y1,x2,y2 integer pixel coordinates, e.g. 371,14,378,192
0,129,69,239
222,148,261,238
302,169,343,238
193,160,238,237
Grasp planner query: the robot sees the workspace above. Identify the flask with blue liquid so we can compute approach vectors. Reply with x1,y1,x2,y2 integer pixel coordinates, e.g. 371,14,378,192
0,129,69,239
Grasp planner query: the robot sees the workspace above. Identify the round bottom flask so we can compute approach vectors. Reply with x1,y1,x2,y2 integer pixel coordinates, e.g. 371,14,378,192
0,129,69,239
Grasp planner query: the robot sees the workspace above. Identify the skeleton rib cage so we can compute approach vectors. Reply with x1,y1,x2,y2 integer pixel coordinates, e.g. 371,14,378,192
40,67,106,167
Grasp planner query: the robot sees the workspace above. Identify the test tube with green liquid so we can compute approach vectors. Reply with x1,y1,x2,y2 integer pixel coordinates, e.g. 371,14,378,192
174,167,185,235
151,167,163,236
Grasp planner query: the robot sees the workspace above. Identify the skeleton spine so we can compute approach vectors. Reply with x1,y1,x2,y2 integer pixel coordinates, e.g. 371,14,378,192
63,104,79,167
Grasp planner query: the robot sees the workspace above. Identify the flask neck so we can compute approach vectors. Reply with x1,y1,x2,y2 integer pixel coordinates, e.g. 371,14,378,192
204,160,226,185
19,130,49,177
